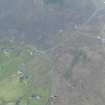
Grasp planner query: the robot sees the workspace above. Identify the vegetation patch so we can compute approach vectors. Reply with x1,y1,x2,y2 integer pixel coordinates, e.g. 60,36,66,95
0,40,51,105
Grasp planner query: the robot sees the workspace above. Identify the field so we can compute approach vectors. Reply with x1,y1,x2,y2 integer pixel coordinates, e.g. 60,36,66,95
0,40,52,105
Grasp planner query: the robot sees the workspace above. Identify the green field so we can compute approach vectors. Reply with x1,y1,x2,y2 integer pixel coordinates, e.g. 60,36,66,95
0,40,52,105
